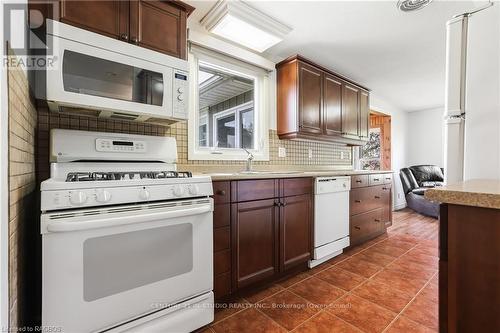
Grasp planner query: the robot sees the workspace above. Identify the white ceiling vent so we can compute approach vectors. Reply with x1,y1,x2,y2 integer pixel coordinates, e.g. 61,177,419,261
397,0,433,12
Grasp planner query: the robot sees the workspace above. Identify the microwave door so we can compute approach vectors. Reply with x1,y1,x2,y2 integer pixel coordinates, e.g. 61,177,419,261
46,34,173,119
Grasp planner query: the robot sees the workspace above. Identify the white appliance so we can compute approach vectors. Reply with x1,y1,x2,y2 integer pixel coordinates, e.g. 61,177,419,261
310,176,351,268
40,129,214,333
44,19,189,124
444,2,500,184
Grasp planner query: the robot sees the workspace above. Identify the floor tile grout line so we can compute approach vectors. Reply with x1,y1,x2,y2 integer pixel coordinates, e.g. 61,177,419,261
381,270,439,333
253,304,291,332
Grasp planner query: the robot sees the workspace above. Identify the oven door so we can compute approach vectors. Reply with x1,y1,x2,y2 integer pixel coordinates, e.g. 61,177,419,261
41,199,213,333
46,33,173,119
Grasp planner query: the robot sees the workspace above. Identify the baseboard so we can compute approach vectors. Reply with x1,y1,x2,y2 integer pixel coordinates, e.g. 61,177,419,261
393,203,407,211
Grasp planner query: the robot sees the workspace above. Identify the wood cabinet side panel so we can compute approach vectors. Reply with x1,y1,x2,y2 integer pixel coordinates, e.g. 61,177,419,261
277,61,299,135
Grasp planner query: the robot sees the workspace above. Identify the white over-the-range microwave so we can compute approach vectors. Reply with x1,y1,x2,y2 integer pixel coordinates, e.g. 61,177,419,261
43,19,188,124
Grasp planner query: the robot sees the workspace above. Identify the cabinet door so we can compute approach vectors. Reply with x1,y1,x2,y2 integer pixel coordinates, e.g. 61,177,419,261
323,74,342,136
280,194,312,272
130,0,187,59
298,63,323,134
359,91,370,139
381,185,392,227
60,0,129,40
232,199,279,289
342,83,360,138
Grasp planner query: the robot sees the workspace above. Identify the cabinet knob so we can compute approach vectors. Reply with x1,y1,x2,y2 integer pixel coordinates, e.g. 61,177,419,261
216,190,226,196
131,37,139,44
374,196,381,199
374,219,381,222
120,33,129,41
355,200,361,203
354,226,361,230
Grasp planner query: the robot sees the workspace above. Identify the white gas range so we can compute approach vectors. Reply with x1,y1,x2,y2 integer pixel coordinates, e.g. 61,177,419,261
40,129,214,333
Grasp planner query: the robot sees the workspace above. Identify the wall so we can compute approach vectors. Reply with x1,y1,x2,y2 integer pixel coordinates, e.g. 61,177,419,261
370,94,409,210
7,58,37,328
406,107,444,167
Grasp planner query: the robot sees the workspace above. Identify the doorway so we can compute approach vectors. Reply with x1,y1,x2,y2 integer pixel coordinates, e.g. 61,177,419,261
359,111,391,170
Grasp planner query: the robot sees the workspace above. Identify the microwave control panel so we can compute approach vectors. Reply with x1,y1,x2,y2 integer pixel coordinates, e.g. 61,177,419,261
173,70,188,118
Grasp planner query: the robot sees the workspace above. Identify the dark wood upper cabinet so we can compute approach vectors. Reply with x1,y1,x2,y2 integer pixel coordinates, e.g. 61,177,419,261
298,63,323,134
130,0,188,59
231,199,279,289
276,55,370,145
60,1,129,40
280,194,312,272
323,73,342,136
341,83,360,138
359,90,370,139
57,0,194,59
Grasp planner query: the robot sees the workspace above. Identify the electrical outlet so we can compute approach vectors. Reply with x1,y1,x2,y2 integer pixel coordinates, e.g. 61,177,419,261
278,147,286,158
308,148,313,159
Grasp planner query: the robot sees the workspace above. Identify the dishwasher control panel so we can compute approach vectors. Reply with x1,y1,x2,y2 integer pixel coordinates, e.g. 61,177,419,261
315,176,351,194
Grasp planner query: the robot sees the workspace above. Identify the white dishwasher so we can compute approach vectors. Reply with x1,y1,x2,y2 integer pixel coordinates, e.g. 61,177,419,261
310,176,351,268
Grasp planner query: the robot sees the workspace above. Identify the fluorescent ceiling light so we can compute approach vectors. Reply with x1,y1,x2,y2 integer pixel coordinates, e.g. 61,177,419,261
201,0,292,53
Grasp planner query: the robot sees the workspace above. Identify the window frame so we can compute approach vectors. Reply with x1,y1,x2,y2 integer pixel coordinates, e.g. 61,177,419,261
212,101,254,149
187,45,269,161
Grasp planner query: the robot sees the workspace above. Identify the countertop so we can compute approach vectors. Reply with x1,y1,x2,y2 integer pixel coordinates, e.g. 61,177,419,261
194,169,393,181
425,179,500,210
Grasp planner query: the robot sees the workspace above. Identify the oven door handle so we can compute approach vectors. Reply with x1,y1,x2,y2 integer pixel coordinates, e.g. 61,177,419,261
45,205,212,233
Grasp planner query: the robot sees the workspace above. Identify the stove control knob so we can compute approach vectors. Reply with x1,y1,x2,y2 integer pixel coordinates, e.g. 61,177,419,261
139,189,150,200
95,190,112,203
173,185,185,197
189,184,199,195
69,191,87,205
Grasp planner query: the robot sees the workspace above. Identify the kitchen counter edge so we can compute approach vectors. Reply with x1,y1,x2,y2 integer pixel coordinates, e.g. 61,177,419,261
199,170,393,181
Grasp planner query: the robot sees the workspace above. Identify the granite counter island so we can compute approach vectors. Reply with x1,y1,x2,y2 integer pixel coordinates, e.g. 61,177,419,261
425,180,500,333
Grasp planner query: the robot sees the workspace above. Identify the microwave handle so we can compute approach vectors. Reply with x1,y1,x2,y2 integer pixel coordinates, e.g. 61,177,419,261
45,205,212,233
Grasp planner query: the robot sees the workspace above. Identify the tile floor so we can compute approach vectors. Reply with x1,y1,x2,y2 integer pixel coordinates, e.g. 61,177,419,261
203,209,439,333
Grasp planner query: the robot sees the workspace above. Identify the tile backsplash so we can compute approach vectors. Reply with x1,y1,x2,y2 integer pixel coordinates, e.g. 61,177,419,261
36,105,353,180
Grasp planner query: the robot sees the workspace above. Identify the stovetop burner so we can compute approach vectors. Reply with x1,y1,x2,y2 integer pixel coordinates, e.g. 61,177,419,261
65,171,193,182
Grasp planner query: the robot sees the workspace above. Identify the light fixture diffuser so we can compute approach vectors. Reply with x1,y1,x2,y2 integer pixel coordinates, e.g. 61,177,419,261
200,0,292,53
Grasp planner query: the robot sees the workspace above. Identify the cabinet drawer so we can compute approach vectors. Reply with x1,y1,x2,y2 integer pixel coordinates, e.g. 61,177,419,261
369,174,383,186
214,203,230,228
213,181,230,204
383,173,393,184
351,175,369,188
231,179,277,202
350,208,384,245
350,186,385,215
214,272,231,300
280,177,313,197
214,249,231,275
214,227,230,251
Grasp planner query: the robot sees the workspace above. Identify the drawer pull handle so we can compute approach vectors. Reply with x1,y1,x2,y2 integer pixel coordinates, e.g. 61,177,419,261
356,180,362,183
374,196,381,199
216,190,226,196
382,187,388,190
374,178,380,181
354,226,361,230
374,219,381,222
355,200,361,203
120,33,129,41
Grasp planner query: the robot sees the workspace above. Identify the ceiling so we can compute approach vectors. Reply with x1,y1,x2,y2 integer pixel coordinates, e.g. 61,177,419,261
186,1,487,112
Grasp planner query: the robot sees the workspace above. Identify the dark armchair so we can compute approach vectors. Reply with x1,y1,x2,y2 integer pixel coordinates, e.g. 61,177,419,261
399,165,444,218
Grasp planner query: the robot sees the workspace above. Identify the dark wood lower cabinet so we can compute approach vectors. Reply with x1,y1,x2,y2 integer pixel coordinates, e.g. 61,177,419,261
439,203,500,333
212,178,313,300
280,194,312,272
232,199,279,289
349,174,393,247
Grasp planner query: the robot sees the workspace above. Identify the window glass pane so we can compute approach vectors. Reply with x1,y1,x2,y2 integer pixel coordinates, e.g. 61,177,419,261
198,62,255,149
240,108,254,149
216,114,236,148
63,50,163,106
360,127,381,170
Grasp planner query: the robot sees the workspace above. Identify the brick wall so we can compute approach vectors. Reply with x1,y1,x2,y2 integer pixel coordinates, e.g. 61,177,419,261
7,63,37,327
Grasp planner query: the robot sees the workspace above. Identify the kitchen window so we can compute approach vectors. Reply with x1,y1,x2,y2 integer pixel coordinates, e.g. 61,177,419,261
188,45,269,161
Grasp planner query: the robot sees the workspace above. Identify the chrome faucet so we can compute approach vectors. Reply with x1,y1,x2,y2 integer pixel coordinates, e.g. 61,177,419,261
243,148,254,172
